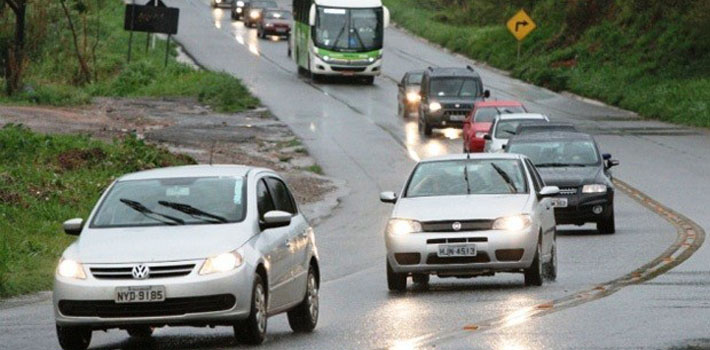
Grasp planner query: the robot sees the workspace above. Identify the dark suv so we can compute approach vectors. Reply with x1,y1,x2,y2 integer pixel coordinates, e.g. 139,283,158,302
418,66,489,136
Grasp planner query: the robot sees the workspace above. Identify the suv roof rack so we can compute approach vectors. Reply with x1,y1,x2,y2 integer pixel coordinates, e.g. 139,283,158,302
466,65,475,71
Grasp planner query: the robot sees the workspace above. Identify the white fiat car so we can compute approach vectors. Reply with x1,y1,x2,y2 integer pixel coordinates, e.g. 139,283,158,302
54,165,320,349
380,154,559,291
483,113,549,153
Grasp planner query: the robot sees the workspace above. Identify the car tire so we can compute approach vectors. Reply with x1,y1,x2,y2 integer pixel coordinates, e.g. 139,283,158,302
362,76,375,85
234,274,267,345
56,325,91,350
126,326,153,338
387,259,407,292
544,233,557,281
287,266,319,333
524,238,544,286
597,204,616,234
412,274,429,286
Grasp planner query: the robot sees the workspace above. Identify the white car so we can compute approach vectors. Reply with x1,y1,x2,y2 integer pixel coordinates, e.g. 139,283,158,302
484,113,549,153
54,165,320,349
380,153,559,291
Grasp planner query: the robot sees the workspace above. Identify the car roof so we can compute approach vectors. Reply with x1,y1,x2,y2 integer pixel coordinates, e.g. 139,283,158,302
420,153,525,163
315,0,383,8
406,69,425,75
118,165,268,182
425,67,481,79
474,100,523,108
509,131,596,143
496,113,548,121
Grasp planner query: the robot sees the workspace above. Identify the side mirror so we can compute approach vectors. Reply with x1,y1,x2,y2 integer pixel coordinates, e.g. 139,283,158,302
380,191,397,204
607,159,620,168
261,210,292,230
483,134,492,140
308,4,316,26
383,6,390,28
538,186,560,198
602,153,611,160
63,218,84,236
483,90,490,98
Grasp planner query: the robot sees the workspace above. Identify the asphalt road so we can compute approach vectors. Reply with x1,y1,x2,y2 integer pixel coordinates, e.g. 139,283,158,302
2,1,709,349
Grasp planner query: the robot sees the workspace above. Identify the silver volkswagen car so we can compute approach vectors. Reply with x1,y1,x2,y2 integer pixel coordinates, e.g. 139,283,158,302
54,165,320,349
380,154,559,291
483,113,549,153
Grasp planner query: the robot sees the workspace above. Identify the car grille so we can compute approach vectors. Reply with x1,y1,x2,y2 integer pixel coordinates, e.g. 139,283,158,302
426,237,487,244
394,253,421,265
58,294,236,318
331,66,368,72
90,264,196,280
443,110,469,117
442,103,473,110
421,220,494,233
426,252,490,265
559,187,578,195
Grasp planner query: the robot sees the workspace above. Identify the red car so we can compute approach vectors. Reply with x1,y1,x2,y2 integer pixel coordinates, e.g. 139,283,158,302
462,100,527,152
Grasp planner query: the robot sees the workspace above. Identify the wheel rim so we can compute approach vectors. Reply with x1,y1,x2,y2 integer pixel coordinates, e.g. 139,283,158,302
307,273,319,320
254,284,266,333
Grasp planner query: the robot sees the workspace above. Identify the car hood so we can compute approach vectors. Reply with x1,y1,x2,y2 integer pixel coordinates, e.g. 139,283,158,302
75,224,254,264
537,166,603,188
393,194,530,221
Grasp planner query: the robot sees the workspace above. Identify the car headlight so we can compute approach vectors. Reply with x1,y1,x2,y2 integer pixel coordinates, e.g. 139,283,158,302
406,91,421,103
236,7,242,13
386,219,422,235
429,102,442,112
265,22,274,27
57,258,86,279
250,10,260,19
200,250,244,275
216,0,222,3
582,184,607,193
492,214,532,231
236,0,244,6
475,131,487,139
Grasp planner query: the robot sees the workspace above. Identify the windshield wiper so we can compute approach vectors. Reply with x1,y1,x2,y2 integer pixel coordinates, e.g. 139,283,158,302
119,199,184,225
463,165,471,195
158,201,229,224
490,163,518,193
503,129,517,135
536,163,586,168
330,24,347,51
351,28,366,50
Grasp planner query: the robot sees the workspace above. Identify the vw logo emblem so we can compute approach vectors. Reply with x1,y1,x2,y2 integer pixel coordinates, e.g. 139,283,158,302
132,265,150,280
452,222,462,231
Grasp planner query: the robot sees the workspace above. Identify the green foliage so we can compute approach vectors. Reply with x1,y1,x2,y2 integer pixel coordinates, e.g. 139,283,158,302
384,0,710,127
0,124,195,297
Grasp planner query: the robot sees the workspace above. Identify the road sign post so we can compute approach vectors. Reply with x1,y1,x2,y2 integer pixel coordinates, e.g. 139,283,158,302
506,9,536,61
124,0,180,66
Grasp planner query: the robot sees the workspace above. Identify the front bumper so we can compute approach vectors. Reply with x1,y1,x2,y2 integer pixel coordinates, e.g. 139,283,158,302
554,191,613,225
311,55,382,76
422,111,469,128
262,27,291,36
385,228,538,275
53,260,253,329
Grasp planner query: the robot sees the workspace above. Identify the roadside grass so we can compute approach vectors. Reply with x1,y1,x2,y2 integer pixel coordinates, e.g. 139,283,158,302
383,0,710,128
304,165,324,175
0,124,195,298
0,0,259,113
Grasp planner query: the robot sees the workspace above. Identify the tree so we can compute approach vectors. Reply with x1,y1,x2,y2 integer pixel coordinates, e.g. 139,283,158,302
59,0,91,84
3,0,27,95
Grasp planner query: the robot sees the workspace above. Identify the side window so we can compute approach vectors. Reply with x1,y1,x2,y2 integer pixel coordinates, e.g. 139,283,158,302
256,179,275,220
265,177,297,214
525,159,544,192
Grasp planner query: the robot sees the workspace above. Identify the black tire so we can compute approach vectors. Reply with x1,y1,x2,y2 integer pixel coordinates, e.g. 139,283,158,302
362,76,375,85
126,326,153,338
56,325,91,350
287,266,319,333
524,238,544,286
387,259,407,292
544,233,557,281
234,274,267,345
412,274,430,286
597,204,616,234
418,113,432,137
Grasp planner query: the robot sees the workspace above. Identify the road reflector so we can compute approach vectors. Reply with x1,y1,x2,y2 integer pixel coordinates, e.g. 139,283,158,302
463,324,479,331
506,9,537,41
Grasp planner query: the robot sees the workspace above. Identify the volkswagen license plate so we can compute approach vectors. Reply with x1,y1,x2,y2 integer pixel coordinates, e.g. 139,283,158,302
115,286,165,304
450,114,466,121
438,244,477,257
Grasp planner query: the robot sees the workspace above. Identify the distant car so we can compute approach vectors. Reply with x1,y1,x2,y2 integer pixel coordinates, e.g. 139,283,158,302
257,10,292,39
397,70,425,118
484,113,549,153
243,0,278,28
212,0,235,8
506,131,620,233
418,66,490,136
463,100,526,153
514,122,577,136
53,165,321,349
230,0,248,20
380,153,560,291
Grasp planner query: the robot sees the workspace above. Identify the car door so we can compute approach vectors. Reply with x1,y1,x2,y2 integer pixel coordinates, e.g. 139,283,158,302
255,178,292,311
526,160,555,258
265,177,309,305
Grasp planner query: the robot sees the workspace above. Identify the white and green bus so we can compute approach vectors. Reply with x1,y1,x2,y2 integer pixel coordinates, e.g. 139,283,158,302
291,0,390,84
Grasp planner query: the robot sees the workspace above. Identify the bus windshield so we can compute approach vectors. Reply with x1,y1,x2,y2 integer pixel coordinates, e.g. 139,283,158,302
314,7,383,52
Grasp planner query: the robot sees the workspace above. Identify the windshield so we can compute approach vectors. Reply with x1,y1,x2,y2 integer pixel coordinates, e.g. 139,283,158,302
429,78,480,97
314,7,383,52
405,159,528,198
265,10,291,19
495,119,545,139
91,177,246,228
407,73,423,85
508,140,601,167
474,106,526,123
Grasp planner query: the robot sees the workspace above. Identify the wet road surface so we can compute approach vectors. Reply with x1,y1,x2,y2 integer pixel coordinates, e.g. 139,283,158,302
2,1,709,349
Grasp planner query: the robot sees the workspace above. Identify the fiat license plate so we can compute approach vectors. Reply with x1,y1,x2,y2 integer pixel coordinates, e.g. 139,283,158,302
115,286,165,303
438,244,477,257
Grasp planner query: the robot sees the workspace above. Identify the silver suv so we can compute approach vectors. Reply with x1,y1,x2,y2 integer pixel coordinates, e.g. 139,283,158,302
53,165,320,349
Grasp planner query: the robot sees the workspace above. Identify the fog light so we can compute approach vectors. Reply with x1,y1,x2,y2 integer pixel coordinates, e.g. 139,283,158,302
593,205,604,215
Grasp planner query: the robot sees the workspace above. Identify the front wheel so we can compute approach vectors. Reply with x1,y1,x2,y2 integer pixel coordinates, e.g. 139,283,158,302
362,76,375,85
287,266,319,332
524,239,543,286
126,326,153,338
544,234,558,281
597,204,616,234
56,325,91,350
387,259,407,292
234,274,267,345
